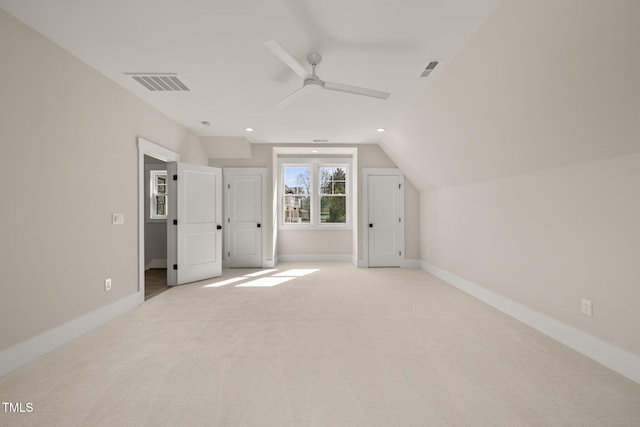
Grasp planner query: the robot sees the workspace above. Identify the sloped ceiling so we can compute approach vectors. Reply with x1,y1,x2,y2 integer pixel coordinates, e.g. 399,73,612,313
0,0,499,144
382,0,640,191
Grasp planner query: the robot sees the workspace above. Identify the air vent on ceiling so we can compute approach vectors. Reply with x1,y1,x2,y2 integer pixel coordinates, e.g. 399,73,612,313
125,73,190,91
419,61,440,78
313,139,329,143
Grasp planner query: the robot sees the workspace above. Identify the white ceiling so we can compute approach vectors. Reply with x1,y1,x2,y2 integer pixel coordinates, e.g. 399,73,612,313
0,0,499,144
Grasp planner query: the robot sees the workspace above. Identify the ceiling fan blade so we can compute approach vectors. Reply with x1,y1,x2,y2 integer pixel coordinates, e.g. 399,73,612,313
264,40,308,79
276,85,312,110
324,82,390,100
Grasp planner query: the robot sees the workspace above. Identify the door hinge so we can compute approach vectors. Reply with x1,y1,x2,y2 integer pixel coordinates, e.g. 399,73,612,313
228,218,230,223
399,217,402,223
173,219,178,225
228,183,230,189
173,175,178,181
399,251,402,257
398,183,401,189
227,252,231,257
173,264,178,270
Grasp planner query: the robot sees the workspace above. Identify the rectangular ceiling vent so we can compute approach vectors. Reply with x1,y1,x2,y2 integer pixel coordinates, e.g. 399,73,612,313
125,73,190,91
313,139,329,143
419,61,440,78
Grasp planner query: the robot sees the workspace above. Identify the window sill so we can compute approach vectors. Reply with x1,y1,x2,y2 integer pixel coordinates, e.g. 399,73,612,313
279,224,352,231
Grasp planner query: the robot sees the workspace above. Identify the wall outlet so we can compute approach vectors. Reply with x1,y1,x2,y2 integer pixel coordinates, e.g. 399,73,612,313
105,278,112,291
581,298,592,317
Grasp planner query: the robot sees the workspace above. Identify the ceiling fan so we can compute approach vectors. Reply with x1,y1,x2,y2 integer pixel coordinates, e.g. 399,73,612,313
264,40,391,109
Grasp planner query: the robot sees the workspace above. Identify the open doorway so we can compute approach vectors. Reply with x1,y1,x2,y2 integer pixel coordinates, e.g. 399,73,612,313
137,137,180,301
144,155,168,299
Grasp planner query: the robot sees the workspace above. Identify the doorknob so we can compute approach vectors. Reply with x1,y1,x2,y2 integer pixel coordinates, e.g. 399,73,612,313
257,223,261,228
216,225,222,230
369,223,373,228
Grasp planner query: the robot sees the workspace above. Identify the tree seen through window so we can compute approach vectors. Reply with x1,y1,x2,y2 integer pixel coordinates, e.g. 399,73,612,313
320,167,346,223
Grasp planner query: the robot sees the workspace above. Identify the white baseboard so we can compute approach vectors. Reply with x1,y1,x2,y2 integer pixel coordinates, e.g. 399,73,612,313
277,254,352,263
355,259,421,268
263,259,276,268
0,292,143,378
145,258,167,269
421,261,640,385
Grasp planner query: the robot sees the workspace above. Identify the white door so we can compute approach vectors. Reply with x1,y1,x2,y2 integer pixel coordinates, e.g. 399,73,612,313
225,171,263,268
167,162,222,285
367,174,403,267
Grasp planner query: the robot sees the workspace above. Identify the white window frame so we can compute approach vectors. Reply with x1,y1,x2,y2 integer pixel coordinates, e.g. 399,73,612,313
278,157,352,230
149,169,168,220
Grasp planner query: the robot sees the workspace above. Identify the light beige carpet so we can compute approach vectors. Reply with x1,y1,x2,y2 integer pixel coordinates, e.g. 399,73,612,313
1,263,639,426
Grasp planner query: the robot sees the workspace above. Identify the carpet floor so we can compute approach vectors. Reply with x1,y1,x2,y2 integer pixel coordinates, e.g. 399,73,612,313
1,263,639,426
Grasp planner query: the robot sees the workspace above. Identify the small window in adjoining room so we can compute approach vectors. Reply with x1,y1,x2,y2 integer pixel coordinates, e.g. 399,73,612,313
283,166,311,224
150,170,167,219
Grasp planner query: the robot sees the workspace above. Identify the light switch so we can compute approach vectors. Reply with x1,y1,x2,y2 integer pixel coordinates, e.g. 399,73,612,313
112,213,125,225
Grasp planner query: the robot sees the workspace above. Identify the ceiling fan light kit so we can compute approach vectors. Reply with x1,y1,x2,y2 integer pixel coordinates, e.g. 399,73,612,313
264,40,390,109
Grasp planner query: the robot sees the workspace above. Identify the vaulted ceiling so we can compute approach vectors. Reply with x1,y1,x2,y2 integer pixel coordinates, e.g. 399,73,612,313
1,0,638,191
0,0,498,144
380,0,640,190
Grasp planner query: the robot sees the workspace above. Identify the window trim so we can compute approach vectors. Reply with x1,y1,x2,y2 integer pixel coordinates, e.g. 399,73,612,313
278,157,352,230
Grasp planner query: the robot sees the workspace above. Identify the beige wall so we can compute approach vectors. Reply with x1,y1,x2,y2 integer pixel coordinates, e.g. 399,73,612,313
382,0,640,356
278,230,352,257
0,9,208,351
422,153,640,355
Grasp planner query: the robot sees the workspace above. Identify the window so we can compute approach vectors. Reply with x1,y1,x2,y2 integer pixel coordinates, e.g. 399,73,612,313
280,160,350,228
150,170,167,219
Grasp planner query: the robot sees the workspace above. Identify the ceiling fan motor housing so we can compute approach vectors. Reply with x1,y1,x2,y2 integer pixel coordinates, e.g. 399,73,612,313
304,77,324,89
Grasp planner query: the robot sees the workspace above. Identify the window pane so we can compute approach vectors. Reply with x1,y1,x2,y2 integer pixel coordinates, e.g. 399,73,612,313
284,166,311,224
284,167,310,194
156,195,166,216
284,195,310,223
320,196,346,223
320,167,346,195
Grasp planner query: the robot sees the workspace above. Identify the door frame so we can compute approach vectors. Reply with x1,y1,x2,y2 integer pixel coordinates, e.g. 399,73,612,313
362,168,404,268
137,137,180,299
223,168,268,268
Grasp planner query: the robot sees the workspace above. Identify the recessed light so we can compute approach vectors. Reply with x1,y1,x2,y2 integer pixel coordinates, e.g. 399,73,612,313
377,128,386,132
311,150,319,153
245,127,254,132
